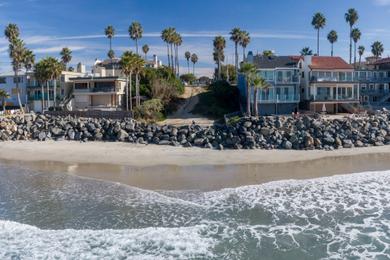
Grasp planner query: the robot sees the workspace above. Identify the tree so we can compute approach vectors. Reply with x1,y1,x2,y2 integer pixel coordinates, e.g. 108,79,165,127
107,49,115,59
180,73,196,84
311,12,326,56
252,75,270,117
0,90,10,112
345,8,359,64
239,31,250,60
184,51,191,74
161,28,171,68
239,63,256,115
34,59,50,111
327,30,338,56
60,47,72,70
262,50,273,58
105,25,115,54
120,51,137,111
190,53,198,75
371,41,384,59
45,57,63,108
230,27,242,71
161,27,176,71
358,46,365,68
24,49,35,72
129,21,143,55
6,33,27,113
351,28,361,67
220,64,237,82
213,36,226,80
142,44,149,60
172,32,182,75
300,47,313,56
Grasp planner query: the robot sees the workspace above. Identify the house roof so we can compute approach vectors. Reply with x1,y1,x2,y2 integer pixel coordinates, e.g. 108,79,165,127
308,56,353,70
252,55,299,69
374,57,390,65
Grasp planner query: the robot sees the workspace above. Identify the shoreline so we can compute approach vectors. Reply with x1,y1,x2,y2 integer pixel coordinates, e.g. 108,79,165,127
2,141,390,190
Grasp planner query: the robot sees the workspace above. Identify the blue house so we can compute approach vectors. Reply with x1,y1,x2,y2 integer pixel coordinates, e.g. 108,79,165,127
238,53,300,115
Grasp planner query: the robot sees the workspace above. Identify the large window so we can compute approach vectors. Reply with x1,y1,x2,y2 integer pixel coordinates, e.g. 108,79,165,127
259,70,274,81
13,76,23,83
75,83,88,89
0,77,6,84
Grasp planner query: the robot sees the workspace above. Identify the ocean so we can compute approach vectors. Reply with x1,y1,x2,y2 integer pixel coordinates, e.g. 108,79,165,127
0,163,390,259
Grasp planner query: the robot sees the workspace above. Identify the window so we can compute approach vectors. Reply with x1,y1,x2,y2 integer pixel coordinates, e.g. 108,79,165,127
277,71,283,82
339,72,346,81
13,76,23,83
361,84,367,91
346,72,352,81
75,83,88,89
360,71,366,80
0,77,6,84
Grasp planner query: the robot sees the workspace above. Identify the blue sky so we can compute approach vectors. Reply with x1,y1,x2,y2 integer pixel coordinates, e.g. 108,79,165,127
0,0,390,76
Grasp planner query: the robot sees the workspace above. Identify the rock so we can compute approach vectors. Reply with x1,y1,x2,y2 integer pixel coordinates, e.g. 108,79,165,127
38,131,46,141
117,129,129,141
194,138,204,146
283,140,292,150
343,139,354,148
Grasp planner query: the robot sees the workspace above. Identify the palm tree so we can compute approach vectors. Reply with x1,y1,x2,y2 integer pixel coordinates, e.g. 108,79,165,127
358,46,365,68
371,41,384,60
0,90,10,113
129,22,143,55
230,27,242,71
311,12,326,56
252,75,270,117
161,28,171,68
300,47,313,56
24,49,35,72
262,50,273,58
107,49,115,59
185,51,191,74
60,47,72,70
105,25,115,54
175,34,182,75
34,59,50,111
345,8,359,64
45,57,63,108
213,36,226,80
4,23,19,43
190,53,198,75
120,51,137,111
7,38,27,113
327,30,338,56
142,44,149,60
240,63,256,116
351,28,361,67
239,31,250,61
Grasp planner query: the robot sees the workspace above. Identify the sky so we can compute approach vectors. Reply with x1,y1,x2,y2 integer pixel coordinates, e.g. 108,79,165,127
0,0,390,76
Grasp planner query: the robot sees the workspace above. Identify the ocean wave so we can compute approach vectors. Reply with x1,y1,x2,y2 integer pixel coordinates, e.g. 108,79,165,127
0,220,216,259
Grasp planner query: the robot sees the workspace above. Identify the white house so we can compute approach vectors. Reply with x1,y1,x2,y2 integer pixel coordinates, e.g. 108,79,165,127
0,73,28,109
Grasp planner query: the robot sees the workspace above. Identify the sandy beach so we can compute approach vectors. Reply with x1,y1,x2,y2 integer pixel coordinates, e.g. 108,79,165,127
1,141,390,190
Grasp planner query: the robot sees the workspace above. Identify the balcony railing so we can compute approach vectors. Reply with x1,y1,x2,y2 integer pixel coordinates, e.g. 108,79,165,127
310,94,359,101
310,76,356,82
275,76,300,84
257,93,300,103
92,86,116,92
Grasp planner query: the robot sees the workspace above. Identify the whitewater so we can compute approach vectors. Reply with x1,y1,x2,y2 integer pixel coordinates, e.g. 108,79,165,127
0,163,390,259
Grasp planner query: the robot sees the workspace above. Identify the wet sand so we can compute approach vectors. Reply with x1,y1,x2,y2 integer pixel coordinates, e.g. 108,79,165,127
1,141,390,191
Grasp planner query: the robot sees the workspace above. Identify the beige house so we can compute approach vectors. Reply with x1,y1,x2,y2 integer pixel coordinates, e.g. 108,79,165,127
71,76,126,111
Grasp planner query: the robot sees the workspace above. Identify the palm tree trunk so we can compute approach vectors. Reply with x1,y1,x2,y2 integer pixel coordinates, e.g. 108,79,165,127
125,76,129,111
218,59,221,80
53,79,57,109
129,72,133,112
254,88,259,117
176,46,180,76
354,42,357,68
331,43,334,57
235,43,238,71
187,60,190,74
246,81,251,116
41,83,44,112
110,38,112,51
359,55,362,69
193,63,195,75
243,47,246,61
349,26,352,64
136,39,139,55
46,81,50,109
170,44,174,71
136,73,140,107
166,43,170,68
317,29,320,56
14,70,24,114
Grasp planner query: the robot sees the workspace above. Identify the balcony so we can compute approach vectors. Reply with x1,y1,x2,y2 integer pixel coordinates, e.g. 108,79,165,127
256,93,300,104
275,76,299,84
92,86,116,92
310,76,356,83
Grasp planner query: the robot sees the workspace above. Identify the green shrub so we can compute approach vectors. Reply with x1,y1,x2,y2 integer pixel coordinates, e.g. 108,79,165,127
133,98,164,122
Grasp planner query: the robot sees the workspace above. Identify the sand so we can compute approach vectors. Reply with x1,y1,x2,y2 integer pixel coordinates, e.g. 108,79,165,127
1,141,390,191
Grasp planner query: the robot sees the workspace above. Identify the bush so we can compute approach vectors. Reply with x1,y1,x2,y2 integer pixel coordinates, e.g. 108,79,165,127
180,73,197,84
192,80,240,119
133,99,164,122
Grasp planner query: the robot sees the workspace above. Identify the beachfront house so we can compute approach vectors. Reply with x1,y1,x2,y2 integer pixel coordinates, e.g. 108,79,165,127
70,76,126,111
299,56,360,113
0,74,27,109
26,67,86,112
238,53,300,115
356,57,390,106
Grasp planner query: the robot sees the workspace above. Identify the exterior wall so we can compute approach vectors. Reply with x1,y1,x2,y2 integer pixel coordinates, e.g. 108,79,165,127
257,103,298,116
0,74,27,107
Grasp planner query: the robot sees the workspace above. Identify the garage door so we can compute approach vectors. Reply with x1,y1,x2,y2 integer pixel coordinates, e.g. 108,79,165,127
92,95,111,107
75,96,89,109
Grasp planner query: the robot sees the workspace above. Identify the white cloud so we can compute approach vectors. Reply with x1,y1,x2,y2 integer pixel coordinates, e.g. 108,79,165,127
32,45,86,54
375,0,390,5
